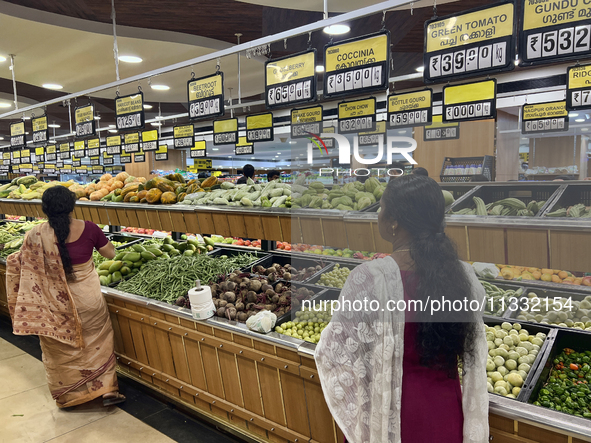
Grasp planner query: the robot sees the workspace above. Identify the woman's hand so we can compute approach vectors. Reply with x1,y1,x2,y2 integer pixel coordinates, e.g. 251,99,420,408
97,241,116,259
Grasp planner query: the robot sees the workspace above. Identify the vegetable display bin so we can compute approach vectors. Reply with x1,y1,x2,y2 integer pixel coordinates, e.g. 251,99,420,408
448,183,563,217
483,317,556,402
248,253,333,283
207,247,270,273
275,285,330,326
540,183,591,217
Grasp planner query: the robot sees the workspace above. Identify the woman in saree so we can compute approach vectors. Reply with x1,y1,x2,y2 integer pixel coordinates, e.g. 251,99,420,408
6,185,125,408
315,175,489,442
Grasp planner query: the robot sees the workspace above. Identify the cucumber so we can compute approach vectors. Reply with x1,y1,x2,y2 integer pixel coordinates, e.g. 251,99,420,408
108,261,124,274
123,252,141,262
169,249,180,256
132,244,146,253
163,237,173,245
99,276,109,286
120,266,130,276
114,252,126,261
98,260,114,271
161,252,170,259
97,269,110,276
133,261,143,268
187,238,200,248
141,251,157,261
183,250,194,256
162,244,174,253
187,244,196,252
112,271,122,283
204,237,216,247
145,247,163,256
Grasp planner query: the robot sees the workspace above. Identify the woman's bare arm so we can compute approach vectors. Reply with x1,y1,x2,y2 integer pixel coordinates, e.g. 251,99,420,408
97,241,116,259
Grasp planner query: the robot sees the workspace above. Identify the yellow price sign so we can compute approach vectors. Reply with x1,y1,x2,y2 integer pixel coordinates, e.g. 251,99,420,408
246,113,274,143
388,89,433,128
213,118,238,145
265,50,316,108
522,101,569,135
443,79,496,122
338,97,377,134
188,72,224,119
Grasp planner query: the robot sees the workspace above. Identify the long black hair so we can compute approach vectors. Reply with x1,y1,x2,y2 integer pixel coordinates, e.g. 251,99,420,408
42,186,77,281
382,175,477,377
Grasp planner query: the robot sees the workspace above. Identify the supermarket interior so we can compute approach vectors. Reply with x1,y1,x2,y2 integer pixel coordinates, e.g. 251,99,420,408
6,0,591,442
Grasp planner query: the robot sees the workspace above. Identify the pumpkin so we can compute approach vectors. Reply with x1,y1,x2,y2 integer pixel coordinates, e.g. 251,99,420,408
112,180,124,189
161,191,177,204
136,176,146,183
137,183,144,192
90,191,103,201
74,188,86,199
100,173,112,181
187,179,197,186
79,197,89,201
137,190,148,200
123,191,137,202
115,172,129,182
140,198,148,204
146,188,163,204
129,196,139,203
201,176,218,188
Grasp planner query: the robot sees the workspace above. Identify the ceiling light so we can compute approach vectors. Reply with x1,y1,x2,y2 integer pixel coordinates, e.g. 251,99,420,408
576,118,585,122
323,24,350,35
48,124,60,128
0,137,4,140
251,157,255,159
150,122,162,127
25,132,29,135
582,128,589,132
118,55,142,63
42,83,63,90
212,148,219,151
275,155,279,158
108,129,118,133
227,156,231,158
569,113,579,118
277,152,281,154
144,104,153,109
108,124,116,128
416,66,425,73
289,140,297,144
94,116,101,120
0,56,5,62
315,65,324,73
0,102,11,108
151,84,170,91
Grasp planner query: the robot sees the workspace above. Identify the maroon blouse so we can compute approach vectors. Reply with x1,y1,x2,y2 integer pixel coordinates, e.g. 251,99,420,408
65,221,109,264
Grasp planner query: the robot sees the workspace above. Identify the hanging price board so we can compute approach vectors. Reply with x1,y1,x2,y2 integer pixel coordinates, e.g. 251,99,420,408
522,101,569,134
60,165,72,174
235,137,254,155
115,92,144,131
32,115,48,143
265,50,316,108
20,149,30,164
19,163,33,173
3,151,11,166
246,113,274,142
424,2,515,83
87,138,100,157
106,135,122,155
566,64,591,111
155,145,168,161
424,115,460,141
213,118,238,145
388,89,433,128
120,152,132,164
291,105,323,139
123,132,140,153
190,140,207,158
194,159,212,168
75,165,87,174
105,166,113,174
520,0,591,66
174,125,194,149
337,97,376,133
10,121,25,148
324,32,389,99
90,156,101,166
59,143,71,160
188,72,224,119
74,140,85,158
141,129,159,151
134,148,145,163
359,121,387,146
103,152,114,165
11,149,20,165
44,164,56,174
92,165,104,174
112,165,124,173
33,164,40,173
35,146,44,162
72,155,81,167
323,126,335,149
75,104,95,138
45,144,57,162
442,79,496,122
56,161,64,168
12,165,19,173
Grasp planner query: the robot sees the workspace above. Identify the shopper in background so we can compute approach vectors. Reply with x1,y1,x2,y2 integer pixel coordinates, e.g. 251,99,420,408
411,166,429,177
6,186,125,408
315,175,488,443
267,170,280,182
236,164,257,184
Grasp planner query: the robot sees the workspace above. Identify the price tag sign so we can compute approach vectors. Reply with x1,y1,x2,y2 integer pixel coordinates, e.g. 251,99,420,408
567,64,591,110
11,149,20,165
442,79,496,122
324,32,389,99
45,144,57,162
246,113,274,142
59,143,71,160
424,2,515,83
174,125,194,149
10,121,25,148
19,163,33,173
35,146,44,162
56,161,63,168
265,49,316,108
337,97,376,134
235,137,254,155
106,135,122,155
32,115,48,143
194,159,212,168
120,152,132,164
213,118,238,145
74,140,85,158
72,155,81,167
75,104,95,138
115,92,144,131
323,126,335,149
12,165,19,173
359,121,387,146
134,148,145,163
3,151,11,166
188,72,224,119
190,140,207,158
92,166,104,174
90,156,101,166
424,115,460,141
123,132,140,153
155,145,168,161
103,152,114,165
60,165,72,174
520,0,591,66
388,89,433,128
522,101,569,134
33,164,40,173
75,165,87,174
141,129,159,151
291,105,323,139
87,138,100,157
20,149,30,164
44,164,56,174
105,166,113,174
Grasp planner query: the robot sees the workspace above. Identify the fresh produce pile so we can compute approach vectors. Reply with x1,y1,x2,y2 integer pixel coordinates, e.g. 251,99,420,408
121,227,158,236
0,220,46,258
116,252,259,304
274,300,336,343
0,176,78,200
179,178,292,208
291,178,384,211
4,215,25,221
486,322,547,398
315,264,353,289
251,262,325,282
546,204,591,218
279,242,388,260
481,281,524,317
92,241,129,268
496,264,583,285
532,347,591,418
452,197,544,217
205,235,262,248
516,292,591,332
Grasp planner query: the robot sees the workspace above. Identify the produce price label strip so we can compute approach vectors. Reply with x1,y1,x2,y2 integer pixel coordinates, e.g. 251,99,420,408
265,49,316,109
187,72,224,119
442,79,497,123
291,105,323,139
141,129,159,151
11,149,20,165
134,148,146,163
190,140,206,158
213,118,238,145
90,156,101,166
103,152,114,165
246,113,274,143
173,125,194,149
358,121,386,146
424,115,460,141
424,1,516,83
72,155,81,167
520,0,591,66
115,92,145,131
74,104,95,138
388,89,433,128
522,100,569,134
337,97,377,133
120,152,132,164
31,115,48,143
323,126,335,148
74,140,85,159
324,31,390,99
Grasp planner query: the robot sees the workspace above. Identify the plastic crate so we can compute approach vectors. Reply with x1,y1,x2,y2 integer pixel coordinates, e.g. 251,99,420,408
248,253,333,283
541,183,591,217
448,183,563,217
440,155,495,183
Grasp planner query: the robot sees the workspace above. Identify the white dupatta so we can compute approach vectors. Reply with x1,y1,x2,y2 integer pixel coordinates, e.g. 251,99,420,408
314,256,489,443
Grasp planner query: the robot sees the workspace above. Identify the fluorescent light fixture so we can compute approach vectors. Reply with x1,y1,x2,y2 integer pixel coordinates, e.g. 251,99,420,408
251,157,255,159
108,124,116,128
108,129,118,133
0,102,11,108
416,66,425,73
150,122,162,127
227,156,231,158
0,137,4,140
0,56,5,62
397,130,406,134
576,118,585,122
583,128,589,132
277,152,281,154
289,140,297,144
25,132,29,135
323,24,350,35
118,55,142,63
42,83,63,90
48,124,60,128
151,84,170,91
569,113,579,117
212,148,219,151
143,104,153,109
315,65,324,73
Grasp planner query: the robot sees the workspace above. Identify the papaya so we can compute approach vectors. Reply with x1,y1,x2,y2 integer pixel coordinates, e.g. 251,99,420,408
115,172,129,182
129,196,139,203
145,188,163,204
140,198,148,204
123,191,137,202
120,183,139,197
175,185,187,196
137,190,148,200
201,176,218,188
157,178,175,193
124,176,137,184
161,191,177,204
